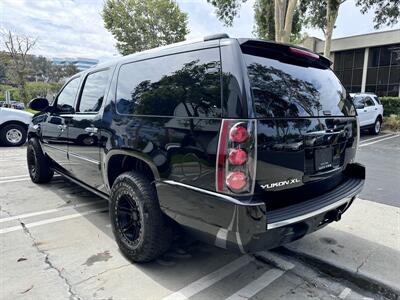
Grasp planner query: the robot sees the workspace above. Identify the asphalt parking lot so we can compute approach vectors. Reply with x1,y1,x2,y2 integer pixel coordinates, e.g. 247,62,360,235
357,133,400,207
0,133,398,300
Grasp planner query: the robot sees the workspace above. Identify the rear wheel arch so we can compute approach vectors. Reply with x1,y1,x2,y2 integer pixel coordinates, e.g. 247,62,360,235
105,151,159,191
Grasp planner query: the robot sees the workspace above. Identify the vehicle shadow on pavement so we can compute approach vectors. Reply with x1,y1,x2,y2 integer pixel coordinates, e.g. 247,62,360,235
37,177,278,297
17,176,398,299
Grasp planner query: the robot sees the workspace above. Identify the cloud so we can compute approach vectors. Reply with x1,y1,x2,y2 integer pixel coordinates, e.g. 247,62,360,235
0,0,118,61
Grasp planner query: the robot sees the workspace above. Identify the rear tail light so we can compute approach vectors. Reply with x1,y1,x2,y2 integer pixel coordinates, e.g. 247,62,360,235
216,120,257,194
226,171,247,191
228,148,248,165
229,124,248,143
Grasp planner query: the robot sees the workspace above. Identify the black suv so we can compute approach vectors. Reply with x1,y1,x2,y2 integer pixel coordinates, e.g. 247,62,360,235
27,34,365,262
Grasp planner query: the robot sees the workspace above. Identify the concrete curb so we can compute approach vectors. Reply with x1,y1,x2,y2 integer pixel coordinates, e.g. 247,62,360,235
278,247,400,300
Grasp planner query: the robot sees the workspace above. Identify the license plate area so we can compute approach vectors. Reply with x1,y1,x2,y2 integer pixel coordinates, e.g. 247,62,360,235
315,147,333,171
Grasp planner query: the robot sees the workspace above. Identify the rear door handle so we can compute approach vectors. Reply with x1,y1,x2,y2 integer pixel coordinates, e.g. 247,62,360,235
85,127,98,134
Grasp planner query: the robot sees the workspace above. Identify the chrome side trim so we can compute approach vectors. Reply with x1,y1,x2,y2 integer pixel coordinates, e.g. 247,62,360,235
68,152,100,165
267,196,354,229
162,180,264,206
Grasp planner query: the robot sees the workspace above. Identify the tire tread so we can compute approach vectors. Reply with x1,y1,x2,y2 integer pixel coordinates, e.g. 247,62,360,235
27,138,54,183
110,171,172,263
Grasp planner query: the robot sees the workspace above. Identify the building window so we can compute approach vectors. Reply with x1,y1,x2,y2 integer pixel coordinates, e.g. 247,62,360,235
334,49,364,93
366,44,400,96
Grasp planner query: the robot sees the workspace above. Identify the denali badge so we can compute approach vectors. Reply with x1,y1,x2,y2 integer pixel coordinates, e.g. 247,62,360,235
261,178,301,190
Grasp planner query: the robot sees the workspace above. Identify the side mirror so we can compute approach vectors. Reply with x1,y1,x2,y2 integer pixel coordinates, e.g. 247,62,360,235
29,97,49,111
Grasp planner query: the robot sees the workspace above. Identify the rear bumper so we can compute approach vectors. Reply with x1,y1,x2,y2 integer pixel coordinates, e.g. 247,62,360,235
158,163,365,253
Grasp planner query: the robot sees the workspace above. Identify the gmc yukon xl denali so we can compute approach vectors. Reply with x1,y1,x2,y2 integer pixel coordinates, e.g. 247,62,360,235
27,34,365,262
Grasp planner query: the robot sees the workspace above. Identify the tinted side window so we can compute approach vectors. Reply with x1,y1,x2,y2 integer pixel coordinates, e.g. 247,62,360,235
365,97,375,107
116,48,221,117
79,70,110,113
57,77,80,113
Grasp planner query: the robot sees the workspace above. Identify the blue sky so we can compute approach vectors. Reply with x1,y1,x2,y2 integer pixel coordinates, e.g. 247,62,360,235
0,0,397,62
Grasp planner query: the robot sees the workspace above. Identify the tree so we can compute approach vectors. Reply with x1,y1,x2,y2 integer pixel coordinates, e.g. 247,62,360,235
102,0,189,55
254,0,275,40
254,0,303,42
300,0,345,57
0,62,6,83
207,0,246,26
208,0,301,43
1,30,37,104
25,81,62,100
355,0,400,29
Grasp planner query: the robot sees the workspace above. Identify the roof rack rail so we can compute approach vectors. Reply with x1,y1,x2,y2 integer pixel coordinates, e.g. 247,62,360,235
204,33,230,41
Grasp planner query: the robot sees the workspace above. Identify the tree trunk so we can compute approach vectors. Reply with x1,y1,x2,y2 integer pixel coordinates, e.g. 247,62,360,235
324,0,340,57
282,0,297,43
274,0,298,43
274,0,284,42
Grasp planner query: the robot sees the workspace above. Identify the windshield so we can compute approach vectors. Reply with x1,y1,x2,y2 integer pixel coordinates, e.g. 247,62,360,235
243,54,356,118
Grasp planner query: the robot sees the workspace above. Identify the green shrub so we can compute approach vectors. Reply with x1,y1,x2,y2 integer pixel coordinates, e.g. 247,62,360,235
0,82,62,103
25,82,61,100
0,84,22,101
381,97,400,116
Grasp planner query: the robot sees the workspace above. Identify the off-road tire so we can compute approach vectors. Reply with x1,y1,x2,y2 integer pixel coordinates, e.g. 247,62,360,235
110,171,172,263
27,138,54,183
0,124,27,146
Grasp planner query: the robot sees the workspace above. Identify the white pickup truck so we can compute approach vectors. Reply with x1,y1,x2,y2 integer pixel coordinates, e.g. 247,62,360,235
0,107,33,146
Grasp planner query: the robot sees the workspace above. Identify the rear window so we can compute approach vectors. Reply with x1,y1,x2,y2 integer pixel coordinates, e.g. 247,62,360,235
243,53,356,118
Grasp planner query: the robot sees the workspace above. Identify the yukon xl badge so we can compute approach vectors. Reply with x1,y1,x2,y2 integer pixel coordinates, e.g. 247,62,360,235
261,178,301,190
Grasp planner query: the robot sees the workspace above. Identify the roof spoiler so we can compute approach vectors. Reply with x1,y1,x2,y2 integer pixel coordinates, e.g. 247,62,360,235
238,39,332,68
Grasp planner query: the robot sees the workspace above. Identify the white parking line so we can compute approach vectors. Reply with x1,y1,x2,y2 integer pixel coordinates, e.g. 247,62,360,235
0,177,30,184
0,174,29,180
0,159,26,162
359,133,392,144
338,287,352,299
225,269,285,300
0,207,108,234
0,200,106,223
359,134,399,147
162,255,254,300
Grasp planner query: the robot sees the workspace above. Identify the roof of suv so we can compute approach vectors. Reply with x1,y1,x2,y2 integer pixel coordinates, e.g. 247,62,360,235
86,33,327,72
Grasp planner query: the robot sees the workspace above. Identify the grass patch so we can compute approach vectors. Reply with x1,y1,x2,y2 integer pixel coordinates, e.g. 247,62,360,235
382,114,400,132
